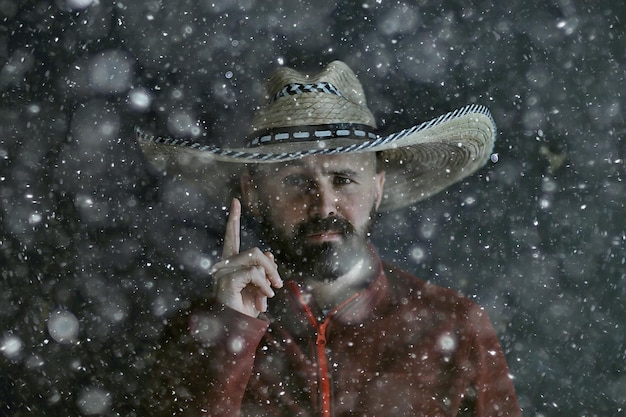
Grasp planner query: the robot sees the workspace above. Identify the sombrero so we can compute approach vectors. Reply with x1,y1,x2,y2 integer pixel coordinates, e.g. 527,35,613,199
136,60,496,211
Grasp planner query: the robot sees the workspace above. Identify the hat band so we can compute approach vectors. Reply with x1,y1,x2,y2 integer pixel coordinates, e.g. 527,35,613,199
273,82,344,102
246,123,378,147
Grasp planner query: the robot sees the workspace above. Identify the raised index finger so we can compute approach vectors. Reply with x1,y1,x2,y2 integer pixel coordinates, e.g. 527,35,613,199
221,198,241,260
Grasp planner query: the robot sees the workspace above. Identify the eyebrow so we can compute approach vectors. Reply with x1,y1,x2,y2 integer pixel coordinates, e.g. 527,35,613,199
327,169,360,177
279,166,361,178
257,162,366,178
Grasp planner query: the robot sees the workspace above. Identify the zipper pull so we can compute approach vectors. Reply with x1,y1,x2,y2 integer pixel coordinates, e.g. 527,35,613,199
317,321,329,346
316,331,327,346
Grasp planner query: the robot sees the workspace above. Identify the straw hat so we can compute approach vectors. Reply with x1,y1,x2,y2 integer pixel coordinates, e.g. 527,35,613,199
136,60,496,211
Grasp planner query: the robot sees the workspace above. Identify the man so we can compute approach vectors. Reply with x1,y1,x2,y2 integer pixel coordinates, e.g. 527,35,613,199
137,61,521,416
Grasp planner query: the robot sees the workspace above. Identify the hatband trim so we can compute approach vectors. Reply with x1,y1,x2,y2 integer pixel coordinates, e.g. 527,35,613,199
135,104,494,162
273,82,344,102
246,123,378,147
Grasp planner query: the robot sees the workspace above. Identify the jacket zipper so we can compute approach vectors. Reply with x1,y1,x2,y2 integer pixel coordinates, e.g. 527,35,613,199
287,281,360,417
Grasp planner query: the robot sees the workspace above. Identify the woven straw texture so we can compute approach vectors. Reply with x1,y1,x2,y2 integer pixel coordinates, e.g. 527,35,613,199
135,61,495,211
252,61,376,131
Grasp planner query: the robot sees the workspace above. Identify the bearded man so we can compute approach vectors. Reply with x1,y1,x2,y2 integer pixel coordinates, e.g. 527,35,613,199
137,61,521,417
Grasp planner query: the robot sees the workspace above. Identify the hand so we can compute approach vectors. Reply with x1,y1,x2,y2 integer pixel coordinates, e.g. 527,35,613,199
211,198,283,318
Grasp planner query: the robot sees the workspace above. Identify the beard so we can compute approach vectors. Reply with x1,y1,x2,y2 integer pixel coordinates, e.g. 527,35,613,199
258,206,377,282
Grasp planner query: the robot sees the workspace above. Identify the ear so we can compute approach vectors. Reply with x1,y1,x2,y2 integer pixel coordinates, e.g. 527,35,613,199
240,173,261,216
373,170,386,210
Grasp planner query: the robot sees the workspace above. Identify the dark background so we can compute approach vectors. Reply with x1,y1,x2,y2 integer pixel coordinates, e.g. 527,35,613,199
1,0,624,415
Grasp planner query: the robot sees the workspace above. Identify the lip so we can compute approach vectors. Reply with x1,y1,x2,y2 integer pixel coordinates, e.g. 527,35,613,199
307,231,343,242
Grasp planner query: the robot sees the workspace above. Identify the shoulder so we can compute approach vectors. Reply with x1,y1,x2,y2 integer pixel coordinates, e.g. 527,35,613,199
377,262,499,353
381,261,483,318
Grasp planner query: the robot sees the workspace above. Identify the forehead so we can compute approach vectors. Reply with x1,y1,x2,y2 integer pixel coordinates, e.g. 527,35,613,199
254,153,377,175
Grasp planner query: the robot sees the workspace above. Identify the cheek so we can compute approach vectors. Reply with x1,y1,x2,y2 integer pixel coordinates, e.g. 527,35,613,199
272,190,311,213
262,198,308,232
341,194,377,225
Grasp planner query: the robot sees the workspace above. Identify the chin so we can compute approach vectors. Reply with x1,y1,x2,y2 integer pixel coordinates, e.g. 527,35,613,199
305,243,366,280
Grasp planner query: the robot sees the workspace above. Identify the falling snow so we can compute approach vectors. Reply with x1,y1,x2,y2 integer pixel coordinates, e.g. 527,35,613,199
0,1,624,416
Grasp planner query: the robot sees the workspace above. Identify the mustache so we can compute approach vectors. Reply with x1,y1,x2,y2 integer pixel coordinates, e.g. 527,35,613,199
294,216,355,238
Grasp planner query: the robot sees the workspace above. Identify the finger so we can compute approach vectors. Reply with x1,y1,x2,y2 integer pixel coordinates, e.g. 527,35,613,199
214,260,283,291
255,294,268,313
214,248,279,276
221,198,241,260
264,252,283,288
214,265,276,298
265,251,276,263
246,267,276,298
214,265,282,293
214,247,267,271
212,247,283,293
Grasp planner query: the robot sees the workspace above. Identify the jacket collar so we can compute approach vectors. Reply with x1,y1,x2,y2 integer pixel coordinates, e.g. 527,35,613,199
272,245,390,326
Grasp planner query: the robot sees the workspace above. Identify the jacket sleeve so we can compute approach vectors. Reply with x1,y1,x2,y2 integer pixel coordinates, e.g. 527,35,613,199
140,301,269,417
464,305,522,417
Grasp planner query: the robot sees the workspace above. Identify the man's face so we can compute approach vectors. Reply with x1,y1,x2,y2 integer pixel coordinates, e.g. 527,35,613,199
241,153,385,281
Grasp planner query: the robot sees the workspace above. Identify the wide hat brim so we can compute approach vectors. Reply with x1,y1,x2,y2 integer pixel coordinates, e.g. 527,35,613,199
136,104,495,211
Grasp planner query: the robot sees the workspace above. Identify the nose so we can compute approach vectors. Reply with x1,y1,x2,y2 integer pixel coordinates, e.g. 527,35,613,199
308,184,337,218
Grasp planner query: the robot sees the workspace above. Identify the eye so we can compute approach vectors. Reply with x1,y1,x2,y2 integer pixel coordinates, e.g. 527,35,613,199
283,174,309,188
333,176,354,186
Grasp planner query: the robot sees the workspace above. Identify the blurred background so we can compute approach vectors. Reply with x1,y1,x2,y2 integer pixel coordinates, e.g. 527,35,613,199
0,0,624,415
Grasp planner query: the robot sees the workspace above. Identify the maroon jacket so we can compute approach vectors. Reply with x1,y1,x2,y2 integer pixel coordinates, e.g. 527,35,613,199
145,252,521,417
